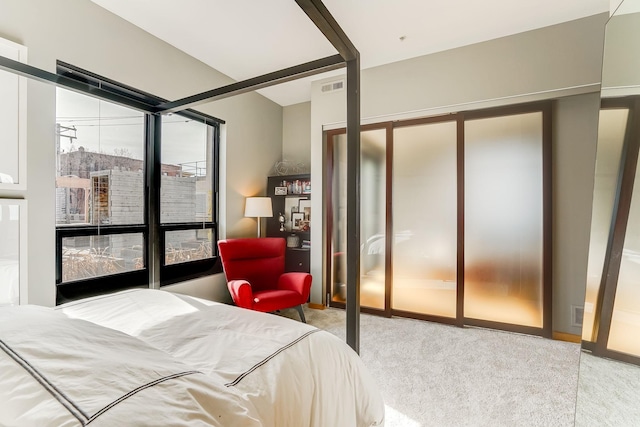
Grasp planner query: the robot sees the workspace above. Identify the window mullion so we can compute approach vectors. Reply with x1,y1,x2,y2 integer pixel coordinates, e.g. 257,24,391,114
147,114,162,289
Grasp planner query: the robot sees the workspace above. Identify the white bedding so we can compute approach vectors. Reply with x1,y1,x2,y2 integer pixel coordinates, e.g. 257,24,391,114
0,258,19,306
1,289,384,426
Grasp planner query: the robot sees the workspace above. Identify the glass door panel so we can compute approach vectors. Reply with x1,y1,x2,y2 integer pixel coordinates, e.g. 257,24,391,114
329,129,387,310
583,108,628,341
464,112,544,328
361,129,387,310
392,121,457,317
329,133,347,305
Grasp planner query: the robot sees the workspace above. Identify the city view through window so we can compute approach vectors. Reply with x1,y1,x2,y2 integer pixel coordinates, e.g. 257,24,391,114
56,88,214,282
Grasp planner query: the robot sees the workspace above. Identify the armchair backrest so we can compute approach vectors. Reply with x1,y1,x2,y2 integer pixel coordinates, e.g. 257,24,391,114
218,238,286,292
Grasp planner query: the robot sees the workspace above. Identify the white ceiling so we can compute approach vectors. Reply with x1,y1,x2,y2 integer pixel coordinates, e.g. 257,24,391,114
91,0,609,106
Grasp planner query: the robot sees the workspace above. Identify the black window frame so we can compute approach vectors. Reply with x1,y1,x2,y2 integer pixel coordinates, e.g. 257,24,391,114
55,62,224,304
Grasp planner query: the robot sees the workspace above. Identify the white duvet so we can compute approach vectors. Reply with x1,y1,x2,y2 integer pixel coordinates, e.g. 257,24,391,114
0,289,384,426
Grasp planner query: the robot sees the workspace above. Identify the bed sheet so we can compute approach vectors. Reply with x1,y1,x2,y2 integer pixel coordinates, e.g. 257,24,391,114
58,289,385,426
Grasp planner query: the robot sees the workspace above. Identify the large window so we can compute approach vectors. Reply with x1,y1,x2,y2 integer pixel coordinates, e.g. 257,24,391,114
55,64,221,302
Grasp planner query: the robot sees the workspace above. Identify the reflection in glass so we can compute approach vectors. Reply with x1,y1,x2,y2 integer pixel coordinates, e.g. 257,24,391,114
464,112,544,327
0,68,19,184
361,129,386,309
392,121,457,317
61,233,144,282
161,118,213,224
608,141,640,356
0,203,21,306
582,109,628,341
165,229,213,266
330,133,347,304
330,130,387,309
56,88,145,226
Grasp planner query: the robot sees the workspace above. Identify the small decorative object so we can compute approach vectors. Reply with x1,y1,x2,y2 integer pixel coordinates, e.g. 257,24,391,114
287,233,300,248
274,160,307,176
278,212,286,232
275,186,287,195
291,212,305,230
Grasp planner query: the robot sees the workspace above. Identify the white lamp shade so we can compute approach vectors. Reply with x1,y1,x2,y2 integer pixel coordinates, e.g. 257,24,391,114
245,197,273,218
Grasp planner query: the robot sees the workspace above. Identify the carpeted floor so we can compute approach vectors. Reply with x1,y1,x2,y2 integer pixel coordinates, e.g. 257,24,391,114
279,306,581,427
575,353,640,426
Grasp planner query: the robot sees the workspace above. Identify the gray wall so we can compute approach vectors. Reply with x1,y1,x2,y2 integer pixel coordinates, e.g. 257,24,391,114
283,102,312,168
305,13,608,333
0,0,283,306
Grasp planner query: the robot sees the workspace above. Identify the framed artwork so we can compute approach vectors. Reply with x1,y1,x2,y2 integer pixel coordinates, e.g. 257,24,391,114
291,212,305,230
0,37,27,191
274,186,287,195
0,200,27,306
298,199,311,220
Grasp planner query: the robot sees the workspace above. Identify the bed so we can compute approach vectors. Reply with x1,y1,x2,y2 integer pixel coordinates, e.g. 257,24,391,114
0,289,384,426
0,257,19,306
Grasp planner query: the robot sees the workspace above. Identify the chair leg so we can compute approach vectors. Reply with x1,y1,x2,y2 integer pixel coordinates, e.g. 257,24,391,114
295,305,306,323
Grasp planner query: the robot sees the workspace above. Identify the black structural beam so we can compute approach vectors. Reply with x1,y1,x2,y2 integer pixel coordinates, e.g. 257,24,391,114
155,54,345,114
296,0,361,353
0,55,153,112
295,0,358,61
345,56,361,353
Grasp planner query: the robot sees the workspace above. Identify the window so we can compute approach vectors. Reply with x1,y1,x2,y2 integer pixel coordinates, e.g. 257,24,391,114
160,116,219,284
55,64,222,303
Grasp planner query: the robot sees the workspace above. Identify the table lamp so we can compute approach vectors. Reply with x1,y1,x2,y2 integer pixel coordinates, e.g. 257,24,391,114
245,197,273,237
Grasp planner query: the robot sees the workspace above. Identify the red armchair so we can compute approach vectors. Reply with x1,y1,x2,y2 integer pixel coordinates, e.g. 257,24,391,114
217,237,312,322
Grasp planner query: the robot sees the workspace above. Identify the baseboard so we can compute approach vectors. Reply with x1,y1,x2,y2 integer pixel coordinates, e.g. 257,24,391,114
552,331,581,343
308,303,325,310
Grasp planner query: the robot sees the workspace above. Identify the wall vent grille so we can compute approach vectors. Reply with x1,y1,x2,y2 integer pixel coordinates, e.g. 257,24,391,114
321,80,344,93
571,305,584,328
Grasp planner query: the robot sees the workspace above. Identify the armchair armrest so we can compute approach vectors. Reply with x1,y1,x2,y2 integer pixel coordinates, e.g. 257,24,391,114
227,279,254,309
278,272,312,302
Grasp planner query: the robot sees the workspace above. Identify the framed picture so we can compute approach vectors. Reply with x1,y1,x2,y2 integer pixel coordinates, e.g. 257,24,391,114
274,186,287,195
291,212,305,230
298,199,311,220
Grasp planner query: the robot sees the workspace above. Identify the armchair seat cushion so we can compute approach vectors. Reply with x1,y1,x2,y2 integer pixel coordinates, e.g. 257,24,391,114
252,290,304,313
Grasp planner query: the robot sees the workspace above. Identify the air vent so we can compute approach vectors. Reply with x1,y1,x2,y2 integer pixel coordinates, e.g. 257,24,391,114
571,305,584,328
321,80,344,93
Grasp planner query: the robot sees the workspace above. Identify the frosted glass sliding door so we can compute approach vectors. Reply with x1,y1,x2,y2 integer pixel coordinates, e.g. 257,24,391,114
583,108,628,341
464,112,544,328
360,130,387,310
392,121,457,318
329,128,387,310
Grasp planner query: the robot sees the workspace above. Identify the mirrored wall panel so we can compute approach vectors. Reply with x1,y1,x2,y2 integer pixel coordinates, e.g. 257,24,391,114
0,200,26,306
582,107,628,341
0,38,27,190
576,1,640,424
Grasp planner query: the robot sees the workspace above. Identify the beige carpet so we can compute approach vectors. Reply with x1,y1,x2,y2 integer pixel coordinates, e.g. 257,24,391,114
575,353,640,426
279,306,581,427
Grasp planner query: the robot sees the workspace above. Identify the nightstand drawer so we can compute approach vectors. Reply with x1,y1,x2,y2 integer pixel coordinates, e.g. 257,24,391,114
286,249,309,272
